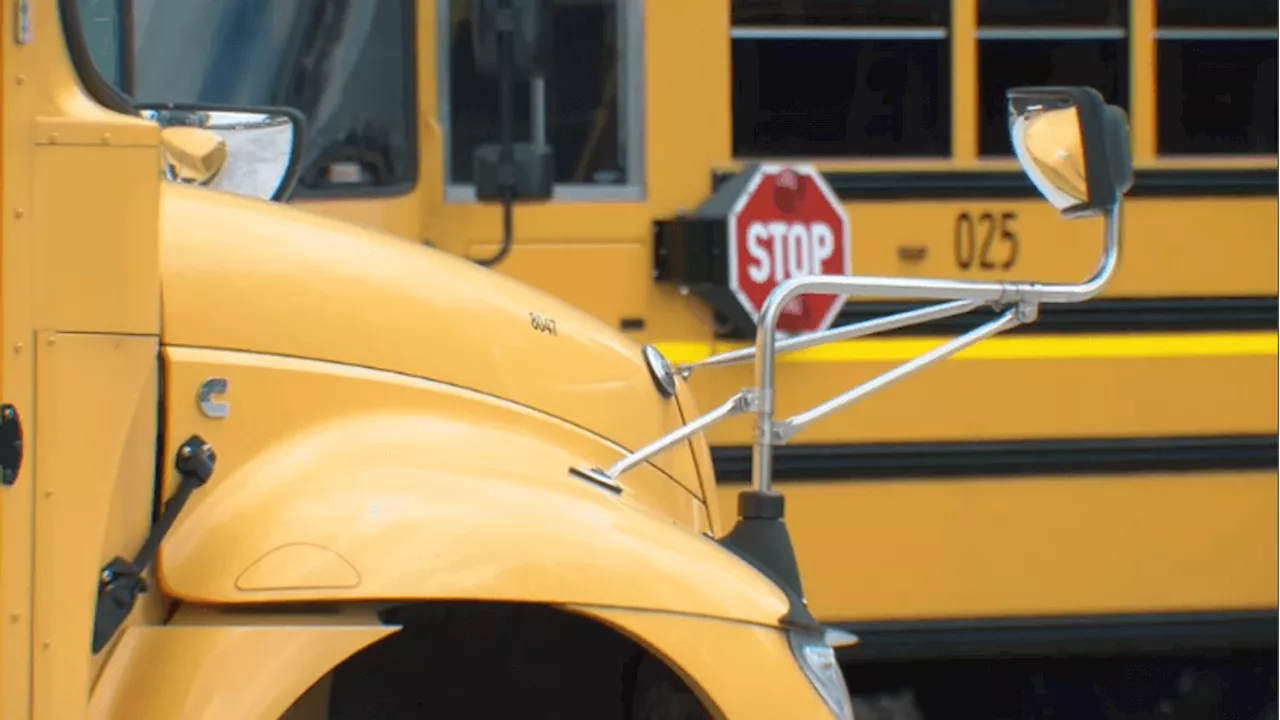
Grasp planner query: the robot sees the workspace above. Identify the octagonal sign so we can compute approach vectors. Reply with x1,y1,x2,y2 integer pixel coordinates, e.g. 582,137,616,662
726,164,853,335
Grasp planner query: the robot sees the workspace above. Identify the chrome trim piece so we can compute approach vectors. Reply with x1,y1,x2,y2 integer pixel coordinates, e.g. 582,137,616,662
1154,28,1279,41
731,26,948,41
975,27,1127,41
823,627,859,649
197,377,230,419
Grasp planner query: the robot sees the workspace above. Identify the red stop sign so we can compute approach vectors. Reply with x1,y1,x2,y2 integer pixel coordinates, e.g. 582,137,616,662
727,165,852,335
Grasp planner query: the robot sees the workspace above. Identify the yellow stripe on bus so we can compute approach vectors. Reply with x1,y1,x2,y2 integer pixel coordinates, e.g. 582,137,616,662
653,331,1279,365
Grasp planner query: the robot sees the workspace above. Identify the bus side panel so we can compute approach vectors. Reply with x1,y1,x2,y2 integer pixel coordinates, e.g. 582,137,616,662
717,470,1278,622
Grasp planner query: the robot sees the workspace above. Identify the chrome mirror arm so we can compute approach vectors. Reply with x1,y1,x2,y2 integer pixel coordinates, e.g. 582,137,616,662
570,201,1120,492
676,299,983,378
571,389,757,489
749,202,1120,495
771,305,1024,441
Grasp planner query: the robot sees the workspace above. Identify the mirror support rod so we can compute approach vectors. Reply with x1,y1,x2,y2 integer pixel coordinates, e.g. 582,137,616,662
677,299,983,377
576,201,1120,489
574,390,756,486
750,202,1120,495
776,308,1023,444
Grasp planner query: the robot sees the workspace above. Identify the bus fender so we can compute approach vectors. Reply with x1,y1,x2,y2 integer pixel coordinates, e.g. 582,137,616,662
89,610,395,720
157,413,792,628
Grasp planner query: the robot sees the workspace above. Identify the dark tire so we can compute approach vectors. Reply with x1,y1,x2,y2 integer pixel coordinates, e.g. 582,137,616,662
627,654,713,720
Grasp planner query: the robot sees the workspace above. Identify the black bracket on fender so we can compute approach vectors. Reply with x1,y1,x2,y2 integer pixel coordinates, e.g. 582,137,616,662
91,435,217,654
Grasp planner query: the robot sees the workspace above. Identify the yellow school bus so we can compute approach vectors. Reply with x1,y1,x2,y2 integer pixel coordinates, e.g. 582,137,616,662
123,0,1278,715
0,0,1143,716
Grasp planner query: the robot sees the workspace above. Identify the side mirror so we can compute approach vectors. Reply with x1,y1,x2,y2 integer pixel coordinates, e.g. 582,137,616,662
138,104,307,203
469,0,553,79
1007,86,1133,219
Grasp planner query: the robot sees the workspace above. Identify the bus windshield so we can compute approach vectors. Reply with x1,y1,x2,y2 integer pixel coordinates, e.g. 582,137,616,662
105,0,418,195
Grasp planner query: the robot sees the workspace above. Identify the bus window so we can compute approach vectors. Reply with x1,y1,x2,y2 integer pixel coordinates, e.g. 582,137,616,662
78,0,127,93
132,0,419,196
1155,0,1278,155
730,0,951,158
443,0,643,200
977,0,1129,157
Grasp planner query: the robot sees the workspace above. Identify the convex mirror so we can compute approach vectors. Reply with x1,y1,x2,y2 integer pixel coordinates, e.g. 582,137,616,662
1006,86,1133,219
138,104,307,203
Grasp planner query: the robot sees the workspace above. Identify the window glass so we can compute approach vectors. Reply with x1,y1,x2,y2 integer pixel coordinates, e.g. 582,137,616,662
976,1,1129,156
78,0,126,91
978,0,1127,27
733,37,950,157
131,0,418,195
1157,40,1278,154
979,40,1129,156
732,0,949,27
1154,1,1278,155
730,3,951,159
1157,0,1278,28
446,0,635,187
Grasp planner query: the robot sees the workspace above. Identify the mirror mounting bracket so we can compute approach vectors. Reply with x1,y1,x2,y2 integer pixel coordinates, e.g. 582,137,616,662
566,85,1134,630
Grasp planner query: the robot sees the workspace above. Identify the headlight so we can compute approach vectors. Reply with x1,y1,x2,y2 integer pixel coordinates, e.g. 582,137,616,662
788,630,855,720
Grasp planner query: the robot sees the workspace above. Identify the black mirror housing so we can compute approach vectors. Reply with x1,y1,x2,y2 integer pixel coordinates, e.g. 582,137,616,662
469,0,554,79
473,142,555,202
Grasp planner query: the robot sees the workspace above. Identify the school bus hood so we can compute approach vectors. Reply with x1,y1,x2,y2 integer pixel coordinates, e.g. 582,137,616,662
158,185,704,498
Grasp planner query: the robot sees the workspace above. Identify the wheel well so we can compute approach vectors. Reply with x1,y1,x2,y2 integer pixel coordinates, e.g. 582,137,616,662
281,601,712,720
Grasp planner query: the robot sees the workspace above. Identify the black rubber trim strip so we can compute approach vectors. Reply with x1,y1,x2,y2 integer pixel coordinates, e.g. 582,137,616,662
57,0,138,114
831,610,1279,662
712,168,1278,200
712,434,1279,484
710,296,1280,340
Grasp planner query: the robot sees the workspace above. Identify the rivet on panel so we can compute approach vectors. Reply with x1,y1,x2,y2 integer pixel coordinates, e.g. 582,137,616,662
102,132,111,144
43,489,51,498
45,335,55,347
11,343,20,354
14,75,23,86
41,640,50,649
8,612,18,622
48,133,58,144
14,208,24,219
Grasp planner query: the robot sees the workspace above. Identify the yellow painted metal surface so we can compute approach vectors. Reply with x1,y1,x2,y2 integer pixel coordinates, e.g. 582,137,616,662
159,184,711,501
0,3,34,717
251,0,1279,638
716,470,1279,621
571,604,835,720
88,609,395,720
0,1,828,717
157,346,789,626
2,2,166,718
32,333,161,719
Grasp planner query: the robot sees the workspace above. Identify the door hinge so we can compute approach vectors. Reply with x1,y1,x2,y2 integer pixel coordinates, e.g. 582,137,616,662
0,404,24,486
91,435,217,654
